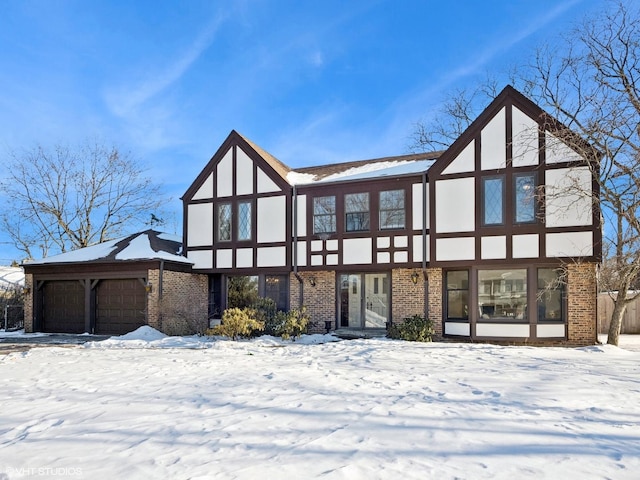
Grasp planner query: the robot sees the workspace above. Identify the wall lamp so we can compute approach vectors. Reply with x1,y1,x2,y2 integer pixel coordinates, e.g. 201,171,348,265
23,286,31,295
144,282,153,293
410,271,420,285
309,277,317,287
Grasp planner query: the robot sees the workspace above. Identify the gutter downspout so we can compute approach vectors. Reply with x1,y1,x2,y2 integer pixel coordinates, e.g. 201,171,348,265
422,172,429,321
292,185,304,307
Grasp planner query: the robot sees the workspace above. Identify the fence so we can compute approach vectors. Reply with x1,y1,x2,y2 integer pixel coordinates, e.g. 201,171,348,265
597,293,640,334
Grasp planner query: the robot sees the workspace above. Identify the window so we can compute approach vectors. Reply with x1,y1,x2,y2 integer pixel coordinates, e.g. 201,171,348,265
478,269,527,321
446,271,469,320
265,275,288,311
313,196,336,234
345,193,369,232
227,275,259,309
238,201,252,240
514,173,536,223
482,176,505,225
537,268,564,322
379,190,405,229
218,203,232,241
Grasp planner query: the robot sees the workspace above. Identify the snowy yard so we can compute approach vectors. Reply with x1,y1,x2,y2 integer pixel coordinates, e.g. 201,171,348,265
1,330,639,479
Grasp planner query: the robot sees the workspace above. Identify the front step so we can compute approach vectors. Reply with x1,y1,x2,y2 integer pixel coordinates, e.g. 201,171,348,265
333,328,387,339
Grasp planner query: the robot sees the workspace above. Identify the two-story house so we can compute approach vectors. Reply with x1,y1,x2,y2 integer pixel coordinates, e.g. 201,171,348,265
182,86,600,345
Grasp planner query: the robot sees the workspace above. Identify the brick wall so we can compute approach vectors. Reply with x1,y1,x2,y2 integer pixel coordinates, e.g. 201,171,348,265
148,269,209,335
426,267,443,338
391,268,425,324
23,273,33,333
567,262,597,345
290,271,336,333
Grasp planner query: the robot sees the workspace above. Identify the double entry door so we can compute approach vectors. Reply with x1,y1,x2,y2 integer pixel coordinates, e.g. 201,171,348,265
339,273,389,329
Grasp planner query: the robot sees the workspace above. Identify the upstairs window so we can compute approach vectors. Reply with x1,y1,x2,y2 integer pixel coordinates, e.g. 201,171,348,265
482,176,505,226
514,173,536,223
345,193,370,232
313,196,336,234
218,203,232,241
237,201,252,241
379,190,405,229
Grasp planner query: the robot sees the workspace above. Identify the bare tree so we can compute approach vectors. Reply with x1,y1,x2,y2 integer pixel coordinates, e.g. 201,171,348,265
411,1,639,346
521,1,640,345
1,140,167,260
409,78,501,152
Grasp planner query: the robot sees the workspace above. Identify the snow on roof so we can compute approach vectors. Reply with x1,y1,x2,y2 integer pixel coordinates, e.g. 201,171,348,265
0,266,25,288
286,152,440,186
24,230,192,266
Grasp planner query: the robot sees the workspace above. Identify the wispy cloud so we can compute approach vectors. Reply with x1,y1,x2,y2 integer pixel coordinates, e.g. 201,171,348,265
104,11,227,118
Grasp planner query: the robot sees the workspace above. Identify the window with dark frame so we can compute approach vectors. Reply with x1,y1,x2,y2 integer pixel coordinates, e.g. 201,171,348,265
446,270,469,320
478,269,527,321
218,203,232,241
237,201,252,241
537,268,564,322
514,173,536,223
482,176,505,226
345,192,370,232
379,189,405,230
313,196,336,234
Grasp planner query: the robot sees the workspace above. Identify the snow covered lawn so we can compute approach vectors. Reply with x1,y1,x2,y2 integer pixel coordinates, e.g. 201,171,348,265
1,330,639,479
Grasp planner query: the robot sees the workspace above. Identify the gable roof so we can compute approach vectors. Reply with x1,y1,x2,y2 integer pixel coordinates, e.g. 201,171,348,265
24,230,191,266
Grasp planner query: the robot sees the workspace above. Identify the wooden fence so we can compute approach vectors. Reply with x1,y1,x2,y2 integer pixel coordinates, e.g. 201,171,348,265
597,293,640,334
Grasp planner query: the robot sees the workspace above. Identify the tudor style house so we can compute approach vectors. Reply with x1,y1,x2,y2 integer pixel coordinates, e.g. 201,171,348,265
183,86,600,345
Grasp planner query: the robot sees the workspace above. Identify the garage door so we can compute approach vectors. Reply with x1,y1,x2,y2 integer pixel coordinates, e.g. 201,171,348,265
96,279,146,335
42,281,85,333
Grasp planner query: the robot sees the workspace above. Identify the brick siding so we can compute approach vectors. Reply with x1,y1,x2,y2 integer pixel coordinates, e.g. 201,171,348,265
290,271,335,333
566,262,597,346
391,268,426,324
23,273,34,333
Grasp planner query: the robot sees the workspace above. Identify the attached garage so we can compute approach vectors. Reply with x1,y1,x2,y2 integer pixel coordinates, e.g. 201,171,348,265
23,230,208,336
96,279,147,335
42,280,85,333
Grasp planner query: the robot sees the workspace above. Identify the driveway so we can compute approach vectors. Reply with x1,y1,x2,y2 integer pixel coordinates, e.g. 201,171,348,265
0,333,110,354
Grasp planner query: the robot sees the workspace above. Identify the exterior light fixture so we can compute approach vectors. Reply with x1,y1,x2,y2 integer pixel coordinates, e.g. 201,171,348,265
144,282,153,293
309,277,317,287
411,272,420,285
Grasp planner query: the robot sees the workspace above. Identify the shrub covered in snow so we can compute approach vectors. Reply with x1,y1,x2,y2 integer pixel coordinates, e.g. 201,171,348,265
274,306,310,341
387,314,433,342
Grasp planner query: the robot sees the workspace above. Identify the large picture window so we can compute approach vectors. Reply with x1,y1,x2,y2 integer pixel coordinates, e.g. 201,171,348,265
313,196,336,234
379,190,405,229
218,203,232,241
345,193,370,232
478,269,527,321
482,176,505,226
514,173,536,223
537,268,564,322
446,270,469,320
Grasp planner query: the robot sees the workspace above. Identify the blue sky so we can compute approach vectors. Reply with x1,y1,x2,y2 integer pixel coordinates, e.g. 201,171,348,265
0,0,604,263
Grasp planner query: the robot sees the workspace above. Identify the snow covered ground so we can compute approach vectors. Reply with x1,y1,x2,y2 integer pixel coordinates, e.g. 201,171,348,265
1,329,639,479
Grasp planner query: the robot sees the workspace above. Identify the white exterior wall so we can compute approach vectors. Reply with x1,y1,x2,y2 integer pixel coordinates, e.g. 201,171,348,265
343,238,372,265
545,167,593,228
236,147,254,196
217,149,233,197
188,250,213,269
546,231,593,257
257,167,280,193
257,196,286,243
442,141,475,175
512,106,539,167
187,203,213,247
481,107,506,170
436,237,475,261
435,177,475,233
192,173,214,200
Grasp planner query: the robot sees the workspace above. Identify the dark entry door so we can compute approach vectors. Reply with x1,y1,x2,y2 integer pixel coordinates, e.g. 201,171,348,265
42,281,85,333
95,279,146,335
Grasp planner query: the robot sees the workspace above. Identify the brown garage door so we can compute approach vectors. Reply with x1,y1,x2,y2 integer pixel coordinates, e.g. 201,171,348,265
96,279,146,335
42,281,85,333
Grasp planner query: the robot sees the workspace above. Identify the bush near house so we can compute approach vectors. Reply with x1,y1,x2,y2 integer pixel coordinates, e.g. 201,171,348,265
208,307,264,340
207,299,310,341
387,314,434,342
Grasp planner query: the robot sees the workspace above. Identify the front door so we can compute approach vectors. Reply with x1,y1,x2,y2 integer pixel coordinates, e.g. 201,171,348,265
339,273,389,329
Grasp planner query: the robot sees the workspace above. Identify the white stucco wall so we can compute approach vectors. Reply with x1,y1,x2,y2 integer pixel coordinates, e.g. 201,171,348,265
545,167,593,228
442,140,475,175
192,173,214,200
217,148,233,198
481,107,506,170
187,203,213,247
257,196,286,243
236,147,254,196
435,177,475,233
512,106,539,167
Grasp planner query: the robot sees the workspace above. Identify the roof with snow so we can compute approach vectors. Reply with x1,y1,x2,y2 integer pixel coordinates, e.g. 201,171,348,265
0,266,25,289
24,230,192,266
286,152,442,185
